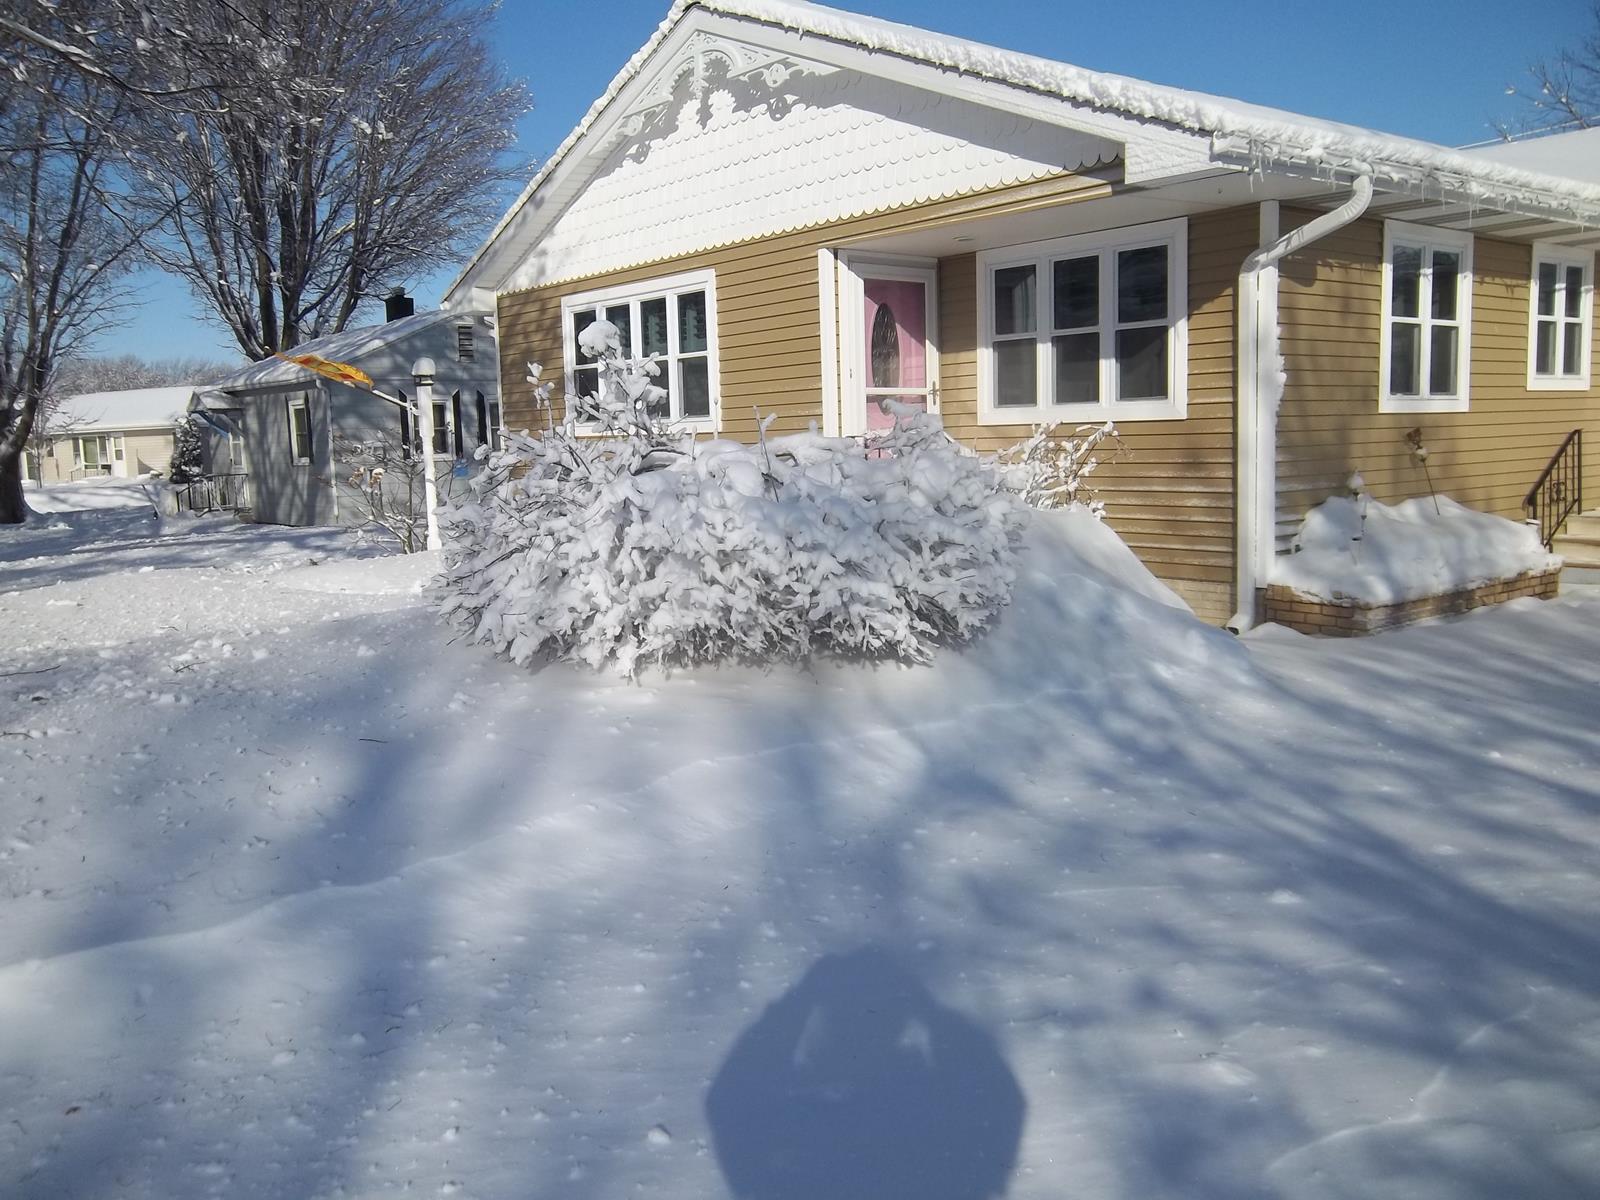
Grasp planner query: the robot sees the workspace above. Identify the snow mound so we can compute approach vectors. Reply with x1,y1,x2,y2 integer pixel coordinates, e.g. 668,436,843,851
23,477,163,513
1272,494,1560,606
946,506,1249,689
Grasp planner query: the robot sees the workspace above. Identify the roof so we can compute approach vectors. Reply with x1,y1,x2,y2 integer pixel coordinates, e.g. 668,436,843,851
447,0,1600,301
55,385,197,433
211,310,481,390
1465,127,1600,187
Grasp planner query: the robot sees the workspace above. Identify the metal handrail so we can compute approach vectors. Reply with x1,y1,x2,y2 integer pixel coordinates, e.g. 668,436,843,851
1523,429,1582,549
176,472,251,514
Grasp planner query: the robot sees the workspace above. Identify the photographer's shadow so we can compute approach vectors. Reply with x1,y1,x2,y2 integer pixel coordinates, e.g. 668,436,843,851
706,947,1026,1200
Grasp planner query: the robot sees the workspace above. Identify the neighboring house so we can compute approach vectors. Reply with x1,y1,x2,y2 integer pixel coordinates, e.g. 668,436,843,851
444,0,1600,629
200,300,500,528
35,385,194,483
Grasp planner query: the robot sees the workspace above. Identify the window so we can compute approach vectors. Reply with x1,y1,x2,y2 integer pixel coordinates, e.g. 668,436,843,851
561,269,718,427
978,219,1188,423
1529,243,1592,389
431,396,450,456
397,388,413,461
456,324,475,362
287,396,312,464
487,397,502,450
73,435,113,474
1381,221,1472,412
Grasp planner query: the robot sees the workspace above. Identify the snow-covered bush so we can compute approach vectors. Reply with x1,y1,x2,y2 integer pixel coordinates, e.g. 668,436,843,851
994,420,1122,517
169,416,204,484
435,324,1022,675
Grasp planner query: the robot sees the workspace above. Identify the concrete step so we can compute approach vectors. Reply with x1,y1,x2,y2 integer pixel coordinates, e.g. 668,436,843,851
1554,533,1600,569
1563,512,1600,539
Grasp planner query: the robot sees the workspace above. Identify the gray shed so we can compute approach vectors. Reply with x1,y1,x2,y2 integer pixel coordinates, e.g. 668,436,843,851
199,307,500,530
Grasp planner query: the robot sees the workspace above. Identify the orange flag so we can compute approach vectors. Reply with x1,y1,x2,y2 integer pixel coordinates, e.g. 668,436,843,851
273,352,374,390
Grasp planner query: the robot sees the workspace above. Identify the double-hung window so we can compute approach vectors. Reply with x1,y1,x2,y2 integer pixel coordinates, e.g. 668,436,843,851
431,395,451,456
1528,243,1592,389
561,270,718,428
1381,221,1472,412
979,218,1188,423
287,396,313,464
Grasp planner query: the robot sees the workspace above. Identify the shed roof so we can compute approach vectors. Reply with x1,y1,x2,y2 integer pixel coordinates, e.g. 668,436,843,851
211,310,482,390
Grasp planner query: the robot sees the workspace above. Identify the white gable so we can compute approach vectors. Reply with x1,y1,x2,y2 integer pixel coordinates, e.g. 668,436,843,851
454,0,1600,304
507,64,1118,290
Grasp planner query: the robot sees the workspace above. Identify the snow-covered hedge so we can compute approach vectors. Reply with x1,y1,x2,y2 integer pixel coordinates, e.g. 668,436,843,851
435,326,1023,674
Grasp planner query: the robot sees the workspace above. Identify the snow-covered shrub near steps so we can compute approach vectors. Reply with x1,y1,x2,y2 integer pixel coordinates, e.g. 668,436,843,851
993,419,1123,518
434,323,1023,675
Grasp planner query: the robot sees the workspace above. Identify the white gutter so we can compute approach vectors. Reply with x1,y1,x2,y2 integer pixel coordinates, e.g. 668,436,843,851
1228,173,1373,633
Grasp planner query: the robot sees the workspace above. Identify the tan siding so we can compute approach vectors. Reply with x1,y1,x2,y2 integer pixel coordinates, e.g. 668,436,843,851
125,431,175,476
1277,210,1600,537
497,182,1254,626
936,205,1255,624
39,429,173,482
497,172,1116,436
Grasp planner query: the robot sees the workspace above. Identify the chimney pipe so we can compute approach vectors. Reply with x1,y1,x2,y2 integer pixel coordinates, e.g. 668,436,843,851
385,287,415,323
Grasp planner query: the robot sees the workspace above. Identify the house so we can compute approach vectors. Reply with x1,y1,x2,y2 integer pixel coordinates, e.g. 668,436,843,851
443,0,1600,629
32,385,194,483
200,297,500,528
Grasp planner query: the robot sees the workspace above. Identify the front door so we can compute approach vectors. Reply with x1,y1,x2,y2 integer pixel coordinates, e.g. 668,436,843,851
842,259,938,437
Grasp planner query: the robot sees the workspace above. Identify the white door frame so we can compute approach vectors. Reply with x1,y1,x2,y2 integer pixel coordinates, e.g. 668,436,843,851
836,251,939,438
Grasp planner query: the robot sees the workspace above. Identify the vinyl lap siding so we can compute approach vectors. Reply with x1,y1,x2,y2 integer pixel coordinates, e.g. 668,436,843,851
496,183,1252,625
1277,211,1600,541
496,172,1115,439
938,206,1255,624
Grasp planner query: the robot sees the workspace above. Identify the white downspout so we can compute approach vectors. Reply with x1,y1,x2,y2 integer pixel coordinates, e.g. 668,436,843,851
1228,173,1374,633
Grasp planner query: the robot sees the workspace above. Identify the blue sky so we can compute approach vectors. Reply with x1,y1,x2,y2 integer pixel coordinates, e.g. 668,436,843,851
108,0,1592,363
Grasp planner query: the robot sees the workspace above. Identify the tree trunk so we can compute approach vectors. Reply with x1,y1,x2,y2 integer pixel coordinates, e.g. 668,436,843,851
0,448,30,524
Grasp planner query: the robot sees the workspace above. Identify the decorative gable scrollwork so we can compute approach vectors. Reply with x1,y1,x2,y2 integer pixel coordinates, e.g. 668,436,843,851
608,31,839,159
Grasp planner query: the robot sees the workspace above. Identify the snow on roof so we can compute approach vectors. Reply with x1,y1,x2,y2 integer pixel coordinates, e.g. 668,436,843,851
212,310,481,390
449,0,1600,299
1465,127,1600,187
55,385,197,432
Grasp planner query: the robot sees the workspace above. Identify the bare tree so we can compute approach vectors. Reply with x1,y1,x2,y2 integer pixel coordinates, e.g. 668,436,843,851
1502,3,1600,135
1,2,260,126
131,0,529,359
0,54,157,523
51,352,242,394
335,427,463,553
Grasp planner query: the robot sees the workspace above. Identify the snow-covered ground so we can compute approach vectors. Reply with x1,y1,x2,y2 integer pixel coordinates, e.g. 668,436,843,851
2,496,1599,1200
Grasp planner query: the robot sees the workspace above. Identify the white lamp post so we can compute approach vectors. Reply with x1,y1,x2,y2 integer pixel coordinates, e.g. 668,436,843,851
412,356,442,551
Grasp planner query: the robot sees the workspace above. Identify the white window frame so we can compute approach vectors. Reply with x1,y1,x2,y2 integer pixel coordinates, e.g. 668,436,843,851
1380,220,1473,414
559,268,720,432
287,396,312,464
431,395,452,457
483,393,503,450
74,434,111,472
1527,242,1593,390
977,218,1189,424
